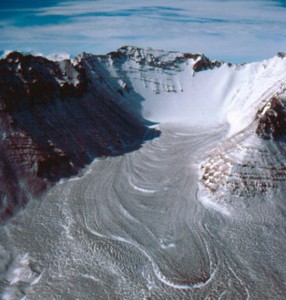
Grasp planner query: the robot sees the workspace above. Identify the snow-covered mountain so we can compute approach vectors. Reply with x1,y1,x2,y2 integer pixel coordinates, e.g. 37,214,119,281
1,46,286,299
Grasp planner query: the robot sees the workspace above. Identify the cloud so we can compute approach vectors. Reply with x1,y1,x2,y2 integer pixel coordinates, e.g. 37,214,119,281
0,0,286,63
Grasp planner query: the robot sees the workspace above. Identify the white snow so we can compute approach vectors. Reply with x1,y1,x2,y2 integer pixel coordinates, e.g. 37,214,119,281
1,49,72,62
101,50,286,138
47,52,70,61
0,50,13,59
7,254,33,285
197,190,231,216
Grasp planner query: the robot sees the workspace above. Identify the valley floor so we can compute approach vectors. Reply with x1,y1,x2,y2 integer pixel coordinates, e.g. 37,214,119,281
1,123,286,299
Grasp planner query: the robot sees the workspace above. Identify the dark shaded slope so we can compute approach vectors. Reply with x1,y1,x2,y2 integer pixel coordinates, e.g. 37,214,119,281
0,52,160,222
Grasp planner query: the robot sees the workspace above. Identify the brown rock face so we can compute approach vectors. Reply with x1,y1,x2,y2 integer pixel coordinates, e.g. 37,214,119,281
184,53,222,72
256,96,286,140
199,94,286,200
0,52,160,222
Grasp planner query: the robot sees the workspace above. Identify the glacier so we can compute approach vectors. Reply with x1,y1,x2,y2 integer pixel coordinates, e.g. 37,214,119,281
0,46,286,299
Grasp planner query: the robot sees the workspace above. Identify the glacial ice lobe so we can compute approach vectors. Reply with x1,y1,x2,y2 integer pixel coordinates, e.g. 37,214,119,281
1,47,286,299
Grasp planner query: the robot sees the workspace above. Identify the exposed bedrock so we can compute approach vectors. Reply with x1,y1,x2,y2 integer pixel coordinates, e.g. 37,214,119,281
108,45,222,72
200,92,286,203
256,95,286,140
0,51,160,222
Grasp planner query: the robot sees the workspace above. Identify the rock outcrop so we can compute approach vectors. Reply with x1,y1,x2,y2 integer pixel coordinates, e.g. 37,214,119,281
200,92,286,201
256,96,286,140
108,46,222,72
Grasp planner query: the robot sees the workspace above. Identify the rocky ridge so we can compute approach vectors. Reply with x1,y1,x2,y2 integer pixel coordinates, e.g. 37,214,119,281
107,46,222,72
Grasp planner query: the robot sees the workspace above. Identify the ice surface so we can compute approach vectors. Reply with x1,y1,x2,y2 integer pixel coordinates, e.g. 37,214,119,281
123,54,286,137
1,48,286,299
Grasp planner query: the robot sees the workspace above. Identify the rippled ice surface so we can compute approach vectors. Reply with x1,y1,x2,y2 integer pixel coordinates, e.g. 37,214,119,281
1,124,286,299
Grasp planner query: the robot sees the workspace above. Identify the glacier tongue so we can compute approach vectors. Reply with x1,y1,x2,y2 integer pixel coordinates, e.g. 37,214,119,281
1,47,286,299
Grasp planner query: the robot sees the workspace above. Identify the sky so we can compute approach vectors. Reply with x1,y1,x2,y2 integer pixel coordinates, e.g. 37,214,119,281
0,0,286,63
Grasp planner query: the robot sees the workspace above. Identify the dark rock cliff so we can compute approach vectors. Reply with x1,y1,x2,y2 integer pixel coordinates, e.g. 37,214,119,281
0,51,160,222
256,96,286,140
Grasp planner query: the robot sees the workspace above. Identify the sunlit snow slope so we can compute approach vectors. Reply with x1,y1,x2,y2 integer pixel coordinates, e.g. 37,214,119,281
96,47,286,135
1,47,286,300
